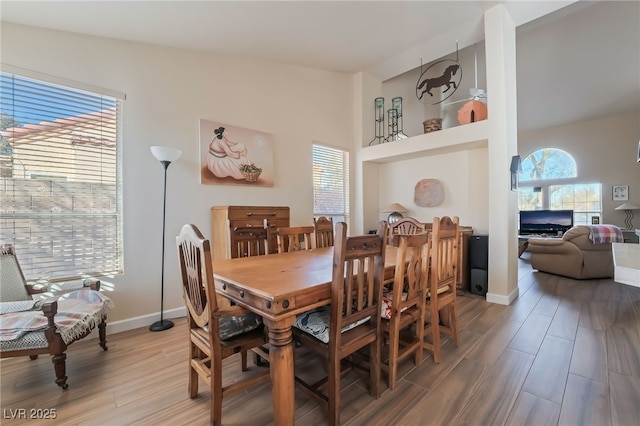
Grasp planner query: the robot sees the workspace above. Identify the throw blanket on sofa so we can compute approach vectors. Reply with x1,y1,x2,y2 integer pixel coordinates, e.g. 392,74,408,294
0,290,113,344
587,225,624,244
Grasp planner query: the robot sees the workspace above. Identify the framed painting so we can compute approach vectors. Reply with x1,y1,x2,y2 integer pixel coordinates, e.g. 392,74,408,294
199,119,274,186
612,185,628,201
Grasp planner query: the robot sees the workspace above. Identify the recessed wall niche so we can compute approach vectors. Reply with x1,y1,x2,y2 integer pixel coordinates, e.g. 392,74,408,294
379,42,487,140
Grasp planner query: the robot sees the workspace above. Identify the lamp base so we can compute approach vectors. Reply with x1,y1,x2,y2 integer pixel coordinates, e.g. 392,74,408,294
623,211,634,230
149,319,174,332
387,212,404,224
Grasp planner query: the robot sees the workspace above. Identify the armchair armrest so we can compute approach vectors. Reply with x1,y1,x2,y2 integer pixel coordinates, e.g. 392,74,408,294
25,284,48,296
83,278,101,291
527,238,577,255
46,278,101,294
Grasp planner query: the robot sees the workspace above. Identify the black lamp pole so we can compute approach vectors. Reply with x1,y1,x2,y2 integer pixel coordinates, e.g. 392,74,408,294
150,159,174,332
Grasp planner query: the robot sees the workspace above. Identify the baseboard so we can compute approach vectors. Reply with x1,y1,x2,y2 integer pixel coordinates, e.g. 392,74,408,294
83,306,187,339
486,286,519,305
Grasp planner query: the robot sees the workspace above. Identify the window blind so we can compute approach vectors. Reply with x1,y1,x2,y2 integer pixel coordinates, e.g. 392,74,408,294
312,143,349,225
0,70,124,283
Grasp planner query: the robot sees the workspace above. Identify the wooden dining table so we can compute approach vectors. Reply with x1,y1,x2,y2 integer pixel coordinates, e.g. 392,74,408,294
212,245,401,425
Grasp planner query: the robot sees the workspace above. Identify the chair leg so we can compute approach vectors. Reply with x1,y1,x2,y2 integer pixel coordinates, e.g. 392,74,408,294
98,320,108,351
51,353,68,389
388,324,400,390
431,306,442,364
189,345,199,398
449,304,459,346
370,337,381,398
415,314,425,367
241,350,248,371
327,356,341,426
212,355,223,426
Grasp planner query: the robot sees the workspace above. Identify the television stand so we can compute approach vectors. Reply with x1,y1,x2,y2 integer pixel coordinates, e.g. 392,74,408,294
518,233,562,258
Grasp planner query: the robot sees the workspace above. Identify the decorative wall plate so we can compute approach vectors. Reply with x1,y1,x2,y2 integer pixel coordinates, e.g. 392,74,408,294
414,179,444,207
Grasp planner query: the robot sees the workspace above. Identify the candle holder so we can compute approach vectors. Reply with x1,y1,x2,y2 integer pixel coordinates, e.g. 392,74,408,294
387,109,399,141
391,97,408,139
369,97,386,145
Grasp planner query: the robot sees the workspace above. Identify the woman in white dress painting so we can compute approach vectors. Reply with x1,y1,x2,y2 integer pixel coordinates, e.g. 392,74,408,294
207,126,249,180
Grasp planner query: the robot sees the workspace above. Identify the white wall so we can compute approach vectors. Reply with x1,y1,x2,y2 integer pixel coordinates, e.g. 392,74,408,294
1,23,355,327
376,147,489,233
519,112,640,227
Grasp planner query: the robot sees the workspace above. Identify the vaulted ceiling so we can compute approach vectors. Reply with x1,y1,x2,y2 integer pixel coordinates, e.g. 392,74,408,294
2,1,638,133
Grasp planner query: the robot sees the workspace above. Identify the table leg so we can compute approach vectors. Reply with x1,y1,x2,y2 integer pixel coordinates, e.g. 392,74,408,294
264,317,295,426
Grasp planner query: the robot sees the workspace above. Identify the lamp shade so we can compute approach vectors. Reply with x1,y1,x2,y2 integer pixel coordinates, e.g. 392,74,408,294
615,203,640,211
150,146,182,162
382,203,408,213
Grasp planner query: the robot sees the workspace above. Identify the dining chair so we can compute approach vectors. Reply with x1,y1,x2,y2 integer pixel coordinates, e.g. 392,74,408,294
423,216,460,363
386,216,428,246
232,219,270,258
313,216,335,248
292,221,387,426
276,225,315,253
380,232,429,389
176,224,270,426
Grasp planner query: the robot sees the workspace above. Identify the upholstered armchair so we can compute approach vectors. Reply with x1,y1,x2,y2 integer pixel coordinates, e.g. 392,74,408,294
526,225,623,279
0,245,113,389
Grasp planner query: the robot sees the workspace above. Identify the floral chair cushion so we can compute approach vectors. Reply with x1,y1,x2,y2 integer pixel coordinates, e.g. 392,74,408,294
293,305,370,344
380,291,409,320
205,312,263,341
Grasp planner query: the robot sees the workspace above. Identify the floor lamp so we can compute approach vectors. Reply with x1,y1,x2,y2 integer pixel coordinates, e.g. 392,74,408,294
149,145,182,332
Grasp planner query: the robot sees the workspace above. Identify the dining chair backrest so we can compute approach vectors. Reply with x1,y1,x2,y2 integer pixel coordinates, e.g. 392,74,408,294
231,220,270,258
276,225,315,253
330,221,386,349
177,224,219,328
423,215,460,363
429,216,459,291
313,216,335,248
387,216,427,246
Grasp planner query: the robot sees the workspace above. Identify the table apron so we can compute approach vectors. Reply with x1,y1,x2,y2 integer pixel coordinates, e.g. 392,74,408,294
214,278,330,321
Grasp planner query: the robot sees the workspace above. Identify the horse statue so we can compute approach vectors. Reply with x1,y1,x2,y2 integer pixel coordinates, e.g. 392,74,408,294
417,64,460,100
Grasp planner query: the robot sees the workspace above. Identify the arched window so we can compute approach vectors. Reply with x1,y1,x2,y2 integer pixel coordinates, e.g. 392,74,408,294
520,148,576,181
518,148,601,226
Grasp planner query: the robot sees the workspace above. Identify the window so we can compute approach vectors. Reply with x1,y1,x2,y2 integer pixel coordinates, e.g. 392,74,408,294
312,143,349,226
518,148,601,225
0,69,124,283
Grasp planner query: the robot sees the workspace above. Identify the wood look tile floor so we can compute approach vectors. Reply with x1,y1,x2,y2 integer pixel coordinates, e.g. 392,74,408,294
2,254,640,425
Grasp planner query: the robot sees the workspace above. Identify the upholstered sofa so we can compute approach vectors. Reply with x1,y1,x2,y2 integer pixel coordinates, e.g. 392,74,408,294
526,225,623,279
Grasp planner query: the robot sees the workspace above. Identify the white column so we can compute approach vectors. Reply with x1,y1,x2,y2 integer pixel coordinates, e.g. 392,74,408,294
484,4,520,304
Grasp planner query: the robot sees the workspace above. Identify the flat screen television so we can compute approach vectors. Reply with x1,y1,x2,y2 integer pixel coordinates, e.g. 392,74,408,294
519,209,574,235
